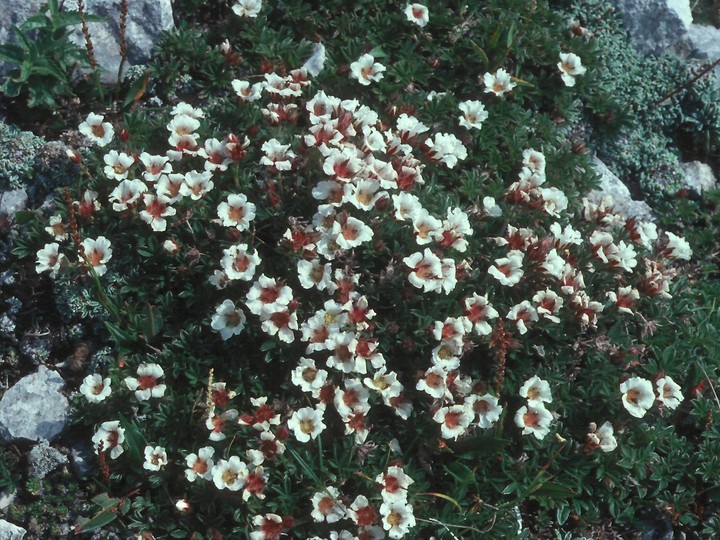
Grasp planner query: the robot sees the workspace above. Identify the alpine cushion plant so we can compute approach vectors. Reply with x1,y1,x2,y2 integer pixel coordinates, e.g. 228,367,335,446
16,0,717,537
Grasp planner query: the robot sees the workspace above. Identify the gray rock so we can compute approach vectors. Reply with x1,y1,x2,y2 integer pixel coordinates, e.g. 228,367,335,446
28,440,69,479
0,366,69,443
0,190,28,221
0,519,26,540
609,0,692,56
0,490,15,511
70,441,94,478
0,0,45,76
680,161,717,194
65,0,174,83
588,157,654,220
677,24,720,86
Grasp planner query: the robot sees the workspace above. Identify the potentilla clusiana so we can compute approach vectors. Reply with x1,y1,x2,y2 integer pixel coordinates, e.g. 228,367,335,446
465,393,503,429
519,375,553,405
515,404,553,440
311,487,347,523
210,299,247,340
483,68,516,96
287,406,326,442
103,150,134,181
404,3,429,27
124,363,166,401
81,236,113,277
92,420,125,459
36,243,66,278
79,374,112,403
350,54,386,86
185,446,215,482
458,100,488,130
217,194,256,231
558,52,587,87
379,501,416,539
212,456,249,491
79,113,114,146
656,376,684,410
620,377,655,418
143,445,168,471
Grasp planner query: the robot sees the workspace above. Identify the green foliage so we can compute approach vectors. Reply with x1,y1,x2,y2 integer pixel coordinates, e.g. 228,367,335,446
0,0,103,108
6,0,720,538
566,0,720,201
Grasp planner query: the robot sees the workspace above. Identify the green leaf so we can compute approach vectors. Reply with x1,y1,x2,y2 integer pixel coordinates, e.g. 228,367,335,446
117,413,146,463
104,321,135,345
368,46,388,58
531,481,575,499
0,44,25,64
556,504,570,525
140,303,163,339
468,39,489,69
11,211,38,225
506,22,516,48
74,508,118,534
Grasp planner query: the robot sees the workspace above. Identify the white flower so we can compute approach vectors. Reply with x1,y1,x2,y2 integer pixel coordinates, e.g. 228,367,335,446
488,250,524,286
211,299,247,340
221,243,261,281
139,194,176,232
350,54,386,86
232,79,264,102
109,179,147,211
212,456,248,491
170,102,205,119
92,420,125,459
311,487,347,523
291,357,328,397
458,100,488,130
376,466,414,502
558,52,587,87
519,376,553,405
656,376,684,410
143,445,168,471
217,194,256,231
185,447,215,482
287,406,326,442
36,243,66,278
124,363,166,401
588,421,617,452
540,187,568,217
466,393,503,429
620,377,655,418
79,113,114,146
140,153,171,182
45,215,68,241
79,374,112,403
663,232,692,261
259,138,295,171
403,248,442,292
514,404,553,440
404,3,429,27
81,236,113,277
433,404,473,440
233,0,262,17
180,170,214,200
483,68,516,96
103,150,135,181
379,501,416,539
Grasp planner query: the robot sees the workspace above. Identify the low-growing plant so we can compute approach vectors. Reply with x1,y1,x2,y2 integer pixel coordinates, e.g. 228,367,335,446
8,0,720,538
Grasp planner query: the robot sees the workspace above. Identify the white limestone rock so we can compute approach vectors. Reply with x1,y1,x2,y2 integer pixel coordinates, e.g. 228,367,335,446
609,0,692,56
588,157,654,220
0,366,69,443
680,161,717,194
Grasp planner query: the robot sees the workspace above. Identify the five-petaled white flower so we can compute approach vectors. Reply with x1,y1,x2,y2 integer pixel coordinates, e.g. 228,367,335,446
232,0,262,17
620,377,655,418
287,406,326,442
350,54,386,86
143,445,168,471
656,376,684,410
458,100,488,130
124,363,166,401
483,68,516,96
79,374,112,403
558,52,587,87
92,420,125,459
404,3,429,27
79,113,114,147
